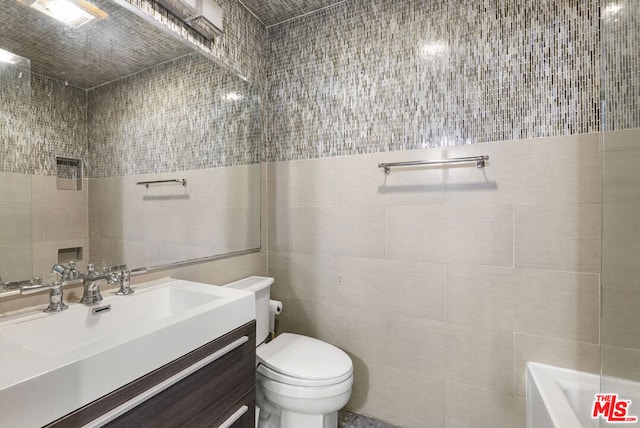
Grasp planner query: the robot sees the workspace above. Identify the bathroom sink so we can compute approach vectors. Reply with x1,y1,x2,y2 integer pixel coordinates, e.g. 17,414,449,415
2,283,222,356
0,278,255,428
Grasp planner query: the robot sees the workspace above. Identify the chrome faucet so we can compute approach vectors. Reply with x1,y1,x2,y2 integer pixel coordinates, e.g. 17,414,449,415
81,263,118,305
67,261,81,280
21,280,69,312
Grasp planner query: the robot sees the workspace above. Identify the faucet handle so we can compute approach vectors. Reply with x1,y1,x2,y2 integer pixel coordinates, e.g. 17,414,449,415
67,261,80,280
115,271,134,296
43,281,68,312
20,279,67,304
109,272,119,284
51,264,67,279
100,262,110,274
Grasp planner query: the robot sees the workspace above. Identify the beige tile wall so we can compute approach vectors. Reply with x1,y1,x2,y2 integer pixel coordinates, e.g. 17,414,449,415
602,129,640,381
266,133,602,427
31,174,89,279
89,164,260,270
2,164,261,311
0,172,32,282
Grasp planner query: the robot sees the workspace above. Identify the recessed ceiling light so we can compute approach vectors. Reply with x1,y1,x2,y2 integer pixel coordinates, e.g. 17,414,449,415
0,48,20,64
20,0,108,28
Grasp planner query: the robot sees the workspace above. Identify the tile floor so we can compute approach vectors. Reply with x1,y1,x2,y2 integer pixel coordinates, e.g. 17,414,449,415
338,410,399,428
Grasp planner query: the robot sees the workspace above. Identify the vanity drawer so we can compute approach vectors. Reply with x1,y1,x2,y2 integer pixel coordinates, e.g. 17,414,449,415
208,390,256,428
48,321,256,428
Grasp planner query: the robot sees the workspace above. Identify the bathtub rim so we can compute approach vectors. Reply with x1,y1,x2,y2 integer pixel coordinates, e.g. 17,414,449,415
526,362,593,428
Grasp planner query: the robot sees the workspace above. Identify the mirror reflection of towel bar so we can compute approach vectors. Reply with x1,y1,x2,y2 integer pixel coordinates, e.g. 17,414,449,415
378,155,489,175
136,179,187,188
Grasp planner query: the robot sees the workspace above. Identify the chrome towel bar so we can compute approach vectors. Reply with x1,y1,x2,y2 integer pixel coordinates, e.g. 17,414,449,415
136,179,187,188
378,155,489,174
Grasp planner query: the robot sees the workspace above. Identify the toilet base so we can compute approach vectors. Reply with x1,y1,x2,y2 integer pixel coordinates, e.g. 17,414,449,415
256,384,344,428
282,410,337,428
258,408,337,428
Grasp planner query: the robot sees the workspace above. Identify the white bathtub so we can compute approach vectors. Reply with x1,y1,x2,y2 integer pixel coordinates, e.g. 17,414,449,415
527,363,640,428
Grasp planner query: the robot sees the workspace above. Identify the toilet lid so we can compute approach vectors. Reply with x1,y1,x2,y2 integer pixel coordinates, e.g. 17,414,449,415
256,333,352,381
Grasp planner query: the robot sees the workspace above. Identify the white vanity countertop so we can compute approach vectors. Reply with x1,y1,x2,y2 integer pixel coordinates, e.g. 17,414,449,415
0,278,255,428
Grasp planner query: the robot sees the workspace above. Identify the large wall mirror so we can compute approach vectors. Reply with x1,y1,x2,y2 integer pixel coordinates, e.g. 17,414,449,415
0,0,261,292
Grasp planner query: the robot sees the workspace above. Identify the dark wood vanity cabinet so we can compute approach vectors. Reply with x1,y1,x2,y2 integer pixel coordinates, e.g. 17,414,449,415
48,321,256,428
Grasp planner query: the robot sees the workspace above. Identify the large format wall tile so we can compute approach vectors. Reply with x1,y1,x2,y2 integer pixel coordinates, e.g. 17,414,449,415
267,133,603,427
31,175,89,276
0,172,33,281
386,204,513,266
602,346,640,383
447,265,600,343
602,273,640,350
446,383,526,428
514,203,601,273
602,129,640,362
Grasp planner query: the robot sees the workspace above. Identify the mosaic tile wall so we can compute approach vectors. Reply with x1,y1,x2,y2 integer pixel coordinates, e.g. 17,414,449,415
0,0,265,176
30,74,88,176
88,52,261,178
241,0,345,26
265,0,602,162
602,0,640,130
4,57,259,179
125,0,267,85
0,60,31,174
210,0,268,85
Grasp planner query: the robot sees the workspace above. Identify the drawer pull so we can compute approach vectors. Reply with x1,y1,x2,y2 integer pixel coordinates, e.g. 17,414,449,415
218,405,249,428
83,335,249,427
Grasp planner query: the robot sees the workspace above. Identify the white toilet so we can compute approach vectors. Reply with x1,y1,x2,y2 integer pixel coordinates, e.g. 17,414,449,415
224,276,353,428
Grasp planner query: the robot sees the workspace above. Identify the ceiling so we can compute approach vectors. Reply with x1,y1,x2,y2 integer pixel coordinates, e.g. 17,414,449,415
241,0,343,27
0,0,194,89
0,0,345,88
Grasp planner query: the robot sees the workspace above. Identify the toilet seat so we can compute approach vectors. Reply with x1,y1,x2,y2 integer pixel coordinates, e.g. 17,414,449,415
257,363,353,387
257,372,354,401
257,333,353,387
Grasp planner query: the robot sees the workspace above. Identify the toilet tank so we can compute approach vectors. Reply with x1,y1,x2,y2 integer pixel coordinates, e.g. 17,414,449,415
223,276,274,346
